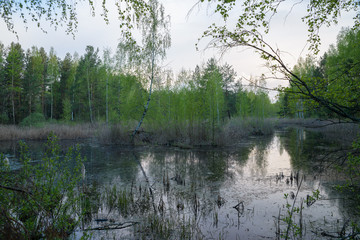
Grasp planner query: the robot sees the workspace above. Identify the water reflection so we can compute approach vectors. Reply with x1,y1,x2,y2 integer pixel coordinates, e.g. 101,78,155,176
0,129,357,239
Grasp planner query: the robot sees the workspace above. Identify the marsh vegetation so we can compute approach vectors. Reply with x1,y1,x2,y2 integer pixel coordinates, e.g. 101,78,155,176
1,1,360,239
1,128,359,239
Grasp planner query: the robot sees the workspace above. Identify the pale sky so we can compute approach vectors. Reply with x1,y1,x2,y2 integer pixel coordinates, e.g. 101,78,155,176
0,0,356,99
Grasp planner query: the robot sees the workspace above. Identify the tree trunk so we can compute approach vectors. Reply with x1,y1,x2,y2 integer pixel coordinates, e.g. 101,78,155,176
87,67,93,123
132,30,156,141
41,77,45,116
106,76,109,124
11,72,15,125
29,95,32,115
50,83,53,119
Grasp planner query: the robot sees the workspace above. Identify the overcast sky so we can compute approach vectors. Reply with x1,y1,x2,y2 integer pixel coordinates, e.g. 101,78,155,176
0,0,355,98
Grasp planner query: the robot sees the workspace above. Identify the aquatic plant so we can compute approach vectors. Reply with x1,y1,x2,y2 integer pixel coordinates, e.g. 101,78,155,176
280,176,321,240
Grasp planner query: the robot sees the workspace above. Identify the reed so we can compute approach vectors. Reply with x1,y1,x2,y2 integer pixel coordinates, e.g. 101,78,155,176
0,123,95,141
0,117,277,145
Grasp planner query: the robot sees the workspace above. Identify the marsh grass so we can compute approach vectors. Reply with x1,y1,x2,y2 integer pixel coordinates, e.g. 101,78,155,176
1,118,358,146
96,123,134,145
311,122,360,144
0,123,95,141
274,118,360,144
220,117,275,145
80,165,222,240
0,117,276,145
125,117,275,146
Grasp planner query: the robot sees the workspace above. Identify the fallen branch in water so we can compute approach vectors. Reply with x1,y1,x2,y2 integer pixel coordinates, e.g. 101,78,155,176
84,221,139,231
0,184,32,195
319,231,360,239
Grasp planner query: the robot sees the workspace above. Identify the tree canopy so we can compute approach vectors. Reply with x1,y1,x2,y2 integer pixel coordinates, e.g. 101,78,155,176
199,0,360,54
198,0,360,123
0,0,150,38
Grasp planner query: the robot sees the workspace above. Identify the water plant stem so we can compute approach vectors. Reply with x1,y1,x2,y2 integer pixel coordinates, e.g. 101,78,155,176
285,176,303,240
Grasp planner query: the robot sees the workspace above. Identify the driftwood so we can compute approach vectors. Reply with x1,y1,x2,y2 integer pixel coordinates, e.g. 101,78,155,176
84,221,138,231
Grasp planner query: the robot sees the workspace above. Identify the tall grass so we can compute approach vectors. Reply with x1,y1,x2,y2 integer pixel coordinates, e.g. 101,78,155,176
0,117,276,145
96,123,134,145
0,123,95,141
221,117,275,144
274,118,360,144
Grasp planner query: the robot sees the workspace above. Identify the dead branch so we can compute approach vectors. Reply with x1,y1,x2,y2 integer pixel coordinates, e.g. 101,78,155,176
84,221,138,231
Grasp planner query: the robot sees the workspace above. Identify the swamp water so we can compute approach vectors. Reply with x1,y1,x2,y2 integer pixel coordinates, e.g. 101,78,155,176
1,128,358,239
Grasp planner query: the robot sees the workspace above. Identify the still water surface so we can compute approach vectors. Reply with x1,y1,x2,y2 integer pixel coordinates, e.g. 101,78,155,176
0,128,356,239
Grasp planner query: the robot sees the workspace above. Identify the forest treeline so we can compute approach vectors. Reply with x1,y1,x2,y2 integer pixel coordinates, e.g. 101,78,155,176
0,42,278,128
0,28,358,131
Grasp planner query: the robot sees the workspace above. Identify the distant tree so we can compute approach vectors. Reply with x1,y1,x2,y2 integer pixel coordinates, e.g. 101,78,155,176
102,48,113,124
47,48,59,119
220,63,237,119
0,43,7,123
5,43,24,124
37,47,48,116
206,68,224,143
23,47,45,116
57,53,75,120
76,46,100,123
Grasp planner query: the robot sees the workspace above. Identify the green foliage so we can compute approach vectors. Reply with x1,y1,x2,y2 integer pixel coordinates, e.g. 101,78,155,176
23,47,46,116
20,112,46,127
0,0,153,40
199,0,359,54
0,133,86,239
277,28,360,121
0,113,9,124
0,39,279,134
336,137,360,215
62,98,72,121
281,188,320,239
5,42,24,124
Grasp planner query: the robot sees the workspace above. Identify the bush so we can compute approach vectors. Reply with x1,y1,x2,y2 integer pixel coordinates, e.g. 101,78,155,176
0,133,86,239
0,113,9,124
20,113,46,127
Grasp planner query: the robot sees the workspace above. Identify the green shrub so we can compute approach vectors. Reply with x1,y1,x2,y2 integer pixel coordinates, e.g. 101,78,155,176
0,113,9,124
20,113,46,127
0,133,86,239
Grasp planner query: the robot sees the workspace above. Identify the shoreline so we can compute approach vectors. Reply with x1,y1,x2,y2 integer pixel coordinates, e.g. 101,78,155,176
0,118,358,146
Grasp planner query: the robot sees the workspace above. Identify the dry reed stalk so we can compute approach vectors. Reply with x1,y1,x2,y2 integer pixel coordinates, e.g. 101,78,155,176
0,124,96,141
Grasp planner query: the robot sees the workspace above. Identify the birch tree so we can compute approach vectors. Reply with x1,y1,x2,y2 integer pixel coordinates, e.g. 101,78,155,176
132,0,171,140
103,48,113,124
